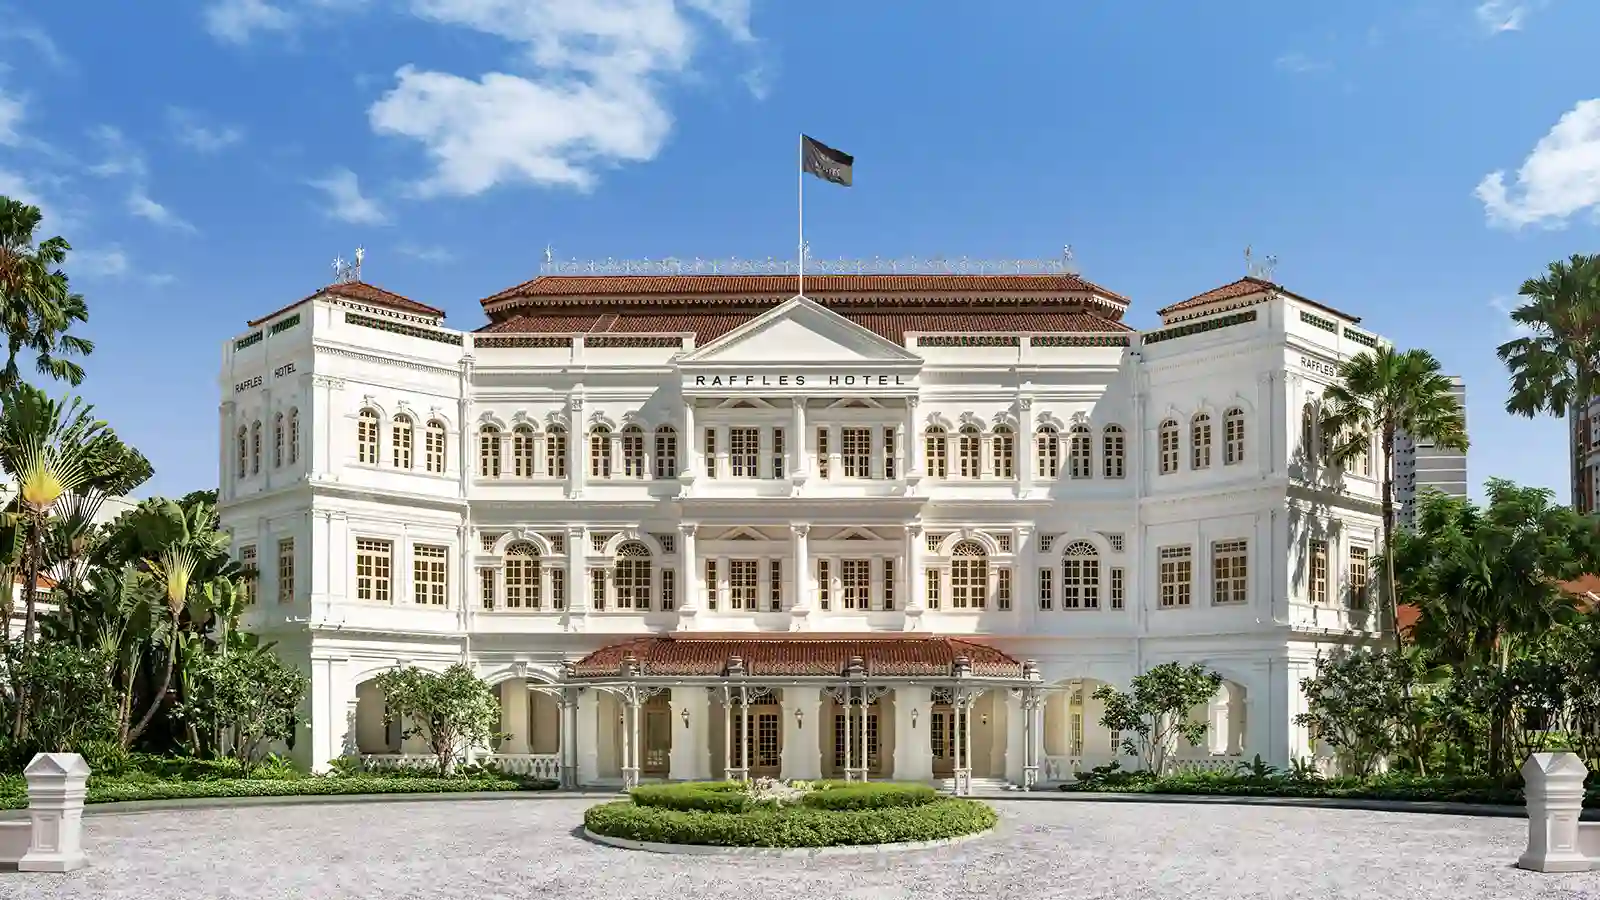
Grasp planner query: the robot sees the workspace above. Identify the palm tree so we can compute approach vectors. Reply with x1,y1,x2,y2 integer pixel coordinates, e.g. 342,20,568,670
0,198,94,391
1321,346,1469,653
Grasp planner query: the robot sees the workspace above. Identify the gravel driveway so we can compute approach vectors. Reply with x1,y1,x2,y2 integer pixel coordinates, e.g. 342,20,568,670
2,798,1592,900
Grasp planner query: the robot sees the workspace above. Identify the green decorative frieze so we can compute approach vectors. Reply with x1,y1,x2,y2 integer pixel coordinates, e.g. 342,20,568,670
1300,310,1338,334
1342,327,1376,348
1143,310,1258,345
1029,334,1132,347
269,313,302,336
346,313,462,346
234,331,263,351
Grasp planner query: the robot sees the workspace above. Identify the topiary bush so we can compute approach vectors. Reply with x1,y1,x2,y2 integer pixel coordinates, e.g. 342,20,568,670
631,781,753,813
584,796,996,848
800,781,938,811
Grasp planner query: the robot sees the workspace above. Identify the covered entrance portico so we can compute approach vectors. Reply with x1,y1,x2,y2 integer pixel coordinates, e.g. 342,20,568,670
553,634,1045,794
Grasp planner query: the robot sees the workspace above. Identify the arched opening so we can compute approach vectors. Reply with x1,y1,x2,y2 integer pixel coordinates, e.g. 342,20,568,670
491,676,563,780
1041,678,1119,780
357,409,380,465
1176,679,1249,771
1158,419,1180,474
613,542,652,611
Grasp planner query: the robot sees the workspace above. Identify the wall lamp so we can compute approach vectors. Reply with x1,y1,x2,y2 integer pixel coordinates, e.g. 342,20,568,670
910,708,919,729
681,707,691,729
794,708,804,729
980,714,989,726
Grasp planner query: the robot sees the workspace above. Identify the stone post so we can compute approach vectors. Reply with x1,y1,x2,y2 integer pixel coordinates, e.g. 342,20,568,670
1518,752,1595,873
18,753,90,872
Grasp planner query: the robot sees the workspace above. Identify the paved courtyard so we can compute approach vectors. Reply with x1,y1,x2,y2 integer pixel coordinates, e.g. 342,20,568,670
3,798,1592,899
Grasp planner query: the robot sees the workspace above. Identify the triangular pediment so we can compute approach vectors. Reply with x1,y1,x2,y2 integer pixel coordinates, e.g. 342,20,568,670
680,295,921,365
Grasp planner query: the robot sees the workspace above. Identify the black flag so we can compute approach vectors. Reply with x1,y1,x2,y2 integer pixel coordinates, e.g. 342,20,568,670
801,135,853,187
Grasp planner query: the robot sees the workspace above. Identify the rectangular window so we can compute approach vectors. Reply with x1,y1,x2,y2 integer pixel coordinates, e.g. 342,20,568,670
591,569,606,610
1062,552,1100,610
730,559,758,610
842,559,870,609
842,428,871,478
479,567,495,610
730,427,760,478
925,567,941,610
355,538,391,603
505,556,538,609
705,428,717,478
660,569,676,612
882,559,895,611
769,560,783,611
273,538,293,604
412,545,449,606
925,431,948,478
550,568,566,611
1038,567,1054,610
239,545,257,606
817,428,830,478
705,559,718,610
883,427,897,479
1211,540,1248,605
997,567,1013,611
1309,539,1329,604
817,559,831,611
771,428,786,479
1348,547,1369,610
1110,567,1125,609
1158,546,1192,608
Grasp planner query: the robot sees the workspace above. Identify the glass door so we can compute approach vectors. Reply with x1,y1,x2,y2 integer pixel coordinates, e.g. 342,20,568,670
832,711,881,775
930,707,967,776
642,707,671,777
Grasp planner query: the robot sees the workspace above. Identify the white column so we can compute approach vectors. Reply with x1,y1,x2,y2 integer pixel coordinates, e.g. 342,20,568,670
905,398,922,478
1017,398,1034,494
567,393,586,498
780,687,824,780
790,524,811,613
678,524,699,616
906,524,926,614
789,397,807,478
567,526,588,614
1209,695,1230,754
682,401,700,482
1016,527,1036,626
1004,692,1025,784
892,685,934,782
504,679,531,754
576,689,600,785
669,689,711,780
827,425,841,481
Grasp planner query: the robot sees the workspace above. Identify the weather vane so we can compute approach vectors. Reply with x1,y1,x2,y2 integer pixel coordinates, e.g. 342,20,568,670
1244,245,1278,281
331,247,365,284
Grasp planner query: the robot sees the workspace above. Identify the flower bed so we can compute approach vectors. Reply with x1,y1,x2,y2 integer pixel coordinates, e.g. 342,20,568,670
585,779,995,849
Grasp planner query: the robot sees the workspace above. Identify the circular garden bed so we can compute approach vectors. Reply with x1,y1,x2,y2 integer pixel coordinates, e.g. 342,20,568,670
583,779,996,850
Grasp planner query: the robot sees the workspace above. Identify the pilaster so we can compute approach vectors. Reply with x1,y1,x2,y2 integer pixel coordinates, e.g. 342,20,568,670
576,689,600,785
892,685,933,781
781,686,823,780
669,689,712,780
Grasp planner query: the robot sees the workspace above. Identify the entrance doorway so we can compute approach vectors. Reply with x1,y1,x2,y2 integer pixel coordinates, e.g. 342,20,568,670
832,705,883,776
642,694,672,778
730,702,783,776
929,706,968,777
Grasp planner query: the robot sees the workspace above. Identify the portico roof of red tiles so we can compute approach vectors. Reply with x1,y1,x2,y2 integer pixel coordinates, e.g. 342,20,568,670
568,634,1026,679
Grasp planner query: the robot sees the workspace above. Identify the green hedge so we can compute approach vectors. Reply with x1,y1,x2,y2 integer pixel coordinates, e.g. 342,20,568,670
630,781,753,813
800,782,938,811
584,797,996,848
1060,771,1600,807
0,774,558,811
629,780,940,814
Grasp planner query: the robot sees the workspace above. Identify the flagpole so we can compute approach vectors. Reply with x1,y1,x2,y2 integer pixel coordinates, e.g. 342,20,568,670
797,133,805,297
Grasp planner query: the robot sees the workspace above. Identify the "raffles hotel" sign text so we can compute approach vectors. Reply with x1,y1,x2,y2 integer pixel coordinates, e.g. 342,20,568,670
687,373,912,388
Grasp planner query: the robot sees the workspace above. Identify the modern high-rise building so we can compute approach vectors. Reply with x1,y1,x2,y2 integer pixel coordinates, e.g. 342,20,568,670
1571,398,1600,513
1395,376,1468,527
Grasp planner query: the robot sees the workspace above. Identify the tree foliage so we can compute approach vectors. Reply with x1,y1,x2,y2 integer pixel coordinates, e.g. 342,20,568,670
173,636,309,772
374,665,504,777
0,198,93,392
1092,662,1223,776
1496,252,1600,421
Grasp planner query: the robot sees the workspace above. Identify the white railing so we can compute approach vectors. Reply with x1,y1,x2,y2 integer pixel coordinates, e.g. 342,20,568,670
360,753,439,771
484,753,562,780
1043,756,1082,782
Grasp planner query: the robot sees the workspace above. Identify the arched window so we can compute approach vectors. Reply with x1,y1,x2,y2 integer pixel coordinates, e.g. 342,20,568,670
250,420,262,474
950,540,988,609
1223,407,1245,466
614,542,653,610
546,424,568,477
235,426,248,477
924,426,949,478
1061,541,1101,609
1301,403,1317,465
478,425,502,478
1069,424,1093,479
589,425,612,478
287,408,300,465
511,425,536,478
1035,425,1060,478
424,419,446,473
392,414,414,469
991,424,1015,478
1158,419,1180,474
621,425,646,478
1191,413,1212,469
504,541,540,609
1103,425,1125,479
273,413,285,468
654,426,678,478
957,425,982,478
357,409,380,465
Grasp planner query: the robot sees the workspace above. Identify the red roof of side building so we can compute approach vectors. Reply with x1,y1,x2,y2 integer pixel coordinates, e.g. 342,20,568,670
477,310,1131,346
484,273,1130,305
1397,577,1600,638
1156,276,1362,324
10,573,56,589
247,281,447,328
569,634,1025,678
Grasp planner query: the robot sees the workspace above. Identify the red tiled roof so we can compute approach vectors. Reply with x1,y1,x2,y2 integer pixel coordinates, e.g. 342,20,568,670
10,573,55,589
483,273,1130,305
1397,578,1600,639
247,281,446,328
569,634,1024,678
1156,276,1361,325
478,310,1130,345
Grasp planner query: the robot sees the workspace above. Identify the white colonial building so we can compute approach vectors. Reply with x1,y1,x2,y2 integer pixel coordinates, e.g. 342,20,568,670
219,260,1386,790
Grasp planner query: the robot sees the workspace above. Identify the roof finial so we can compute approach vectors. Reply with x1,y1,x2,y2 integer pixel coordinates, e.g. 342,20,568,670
1245,246,1279,282
1062,244,1077,273
353,246,365,282
543,244,554,269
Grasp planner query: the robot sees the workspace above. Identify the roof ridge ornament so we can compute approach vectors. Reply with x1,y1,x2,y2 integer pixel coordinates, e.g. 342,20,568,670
1244,245,1278,282
332,247,364,284
537,254,1084,278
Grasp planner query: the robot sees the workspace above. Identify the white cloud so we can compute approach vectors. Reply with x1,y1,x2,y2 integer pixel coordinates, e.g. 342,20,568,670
203,0,296,44
1274,52,1330,74
0,167,46,212
308,168,389,225
168,108,243,153
0,21,67,68
72,246,130,279
1489,295,1538,340
84,126,196,232
0,88,23,147
1475,99,1600,229
1475,0,1532,33
368,0,760,197
128,190,196,232
396,242,454,263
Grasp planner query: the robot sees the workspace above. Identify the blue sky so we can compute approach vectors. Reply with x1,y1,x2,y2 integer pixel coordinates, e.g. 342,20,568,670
0,0,1596,501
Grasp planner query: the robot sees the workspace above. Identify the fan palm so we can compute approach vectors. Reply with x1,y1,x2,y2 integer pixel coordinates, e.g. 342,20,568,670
1321,346,1469,652
0,197,93,391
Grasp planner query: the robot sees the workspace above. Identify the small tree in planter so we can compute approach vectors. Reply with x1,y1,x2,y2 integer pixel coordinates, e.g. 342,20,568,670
1093,662,1224,776
374,664,502,777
